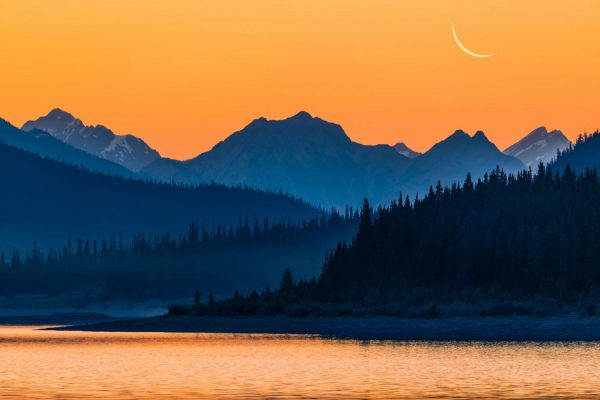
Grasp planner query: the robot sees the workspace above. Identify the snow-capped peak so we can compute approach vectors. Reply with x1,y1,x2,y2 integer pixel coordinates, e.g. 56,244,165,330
22,109,160,171
504,126,571,167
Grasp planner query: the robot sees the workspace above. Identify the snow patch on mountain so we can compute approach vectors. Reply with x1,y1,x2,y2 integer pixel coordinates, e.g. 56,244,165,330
393,142,421,158
22,109,160,171
504,127,571,168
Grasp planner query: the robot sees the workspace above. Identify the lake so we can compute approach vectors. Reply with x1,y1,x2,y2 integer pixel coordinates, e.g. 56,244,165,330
1,326,600,399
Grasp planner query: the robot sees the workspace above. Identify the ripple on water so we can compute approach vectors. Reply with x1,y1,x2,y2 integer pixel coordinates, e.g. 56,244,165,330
0,327,599,399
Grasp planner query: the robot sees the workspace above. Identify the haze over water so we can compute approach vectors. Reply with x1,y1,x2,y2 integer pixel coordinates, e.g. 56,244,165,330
1,327,600,399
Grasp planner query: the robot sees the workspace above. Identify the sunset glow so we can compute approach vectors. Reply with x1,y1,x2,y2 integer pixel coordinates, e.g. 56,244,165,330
1,0,599,159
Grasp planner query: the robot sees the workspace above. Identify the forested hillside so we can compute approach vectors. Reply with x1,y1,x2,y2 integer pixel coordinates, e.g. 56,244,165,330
316,165,599,302
192,164,600,316
0,141,318,249
552,131,600,173
0,212,358,298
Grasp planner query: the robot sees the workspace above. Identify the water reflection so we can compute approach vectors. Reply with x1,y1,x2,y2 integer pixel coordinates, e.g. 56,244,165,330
0,326,599,399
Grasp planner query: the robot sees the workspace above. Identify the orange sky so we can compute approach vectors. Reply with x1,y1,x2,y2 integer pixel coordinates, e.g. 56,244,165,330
1,0,599,160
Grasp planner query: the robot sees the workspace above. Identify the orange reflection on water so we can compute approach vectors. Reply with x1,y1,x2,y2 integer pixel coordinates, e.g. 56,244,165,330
1,326,600,399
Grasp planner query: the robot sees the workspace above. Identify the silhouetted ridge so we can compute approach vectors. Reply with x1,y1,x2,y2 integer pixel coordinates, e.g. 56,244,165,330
473,130,488,140
398,129,523,195
287,110,313,121
47,107,75,120
142,111,406,208
245,117,269,129
448,129,469,140
142,115,525,208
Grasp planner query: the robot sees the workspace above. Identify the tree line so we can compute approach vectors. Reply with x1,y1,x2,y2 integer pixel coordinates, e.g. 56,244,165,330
0,210,358,298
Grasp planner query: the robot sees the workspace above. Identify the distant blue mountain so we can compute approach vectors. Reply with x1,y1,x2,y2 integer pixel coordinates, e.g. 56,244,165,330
142,112,525,207
0,117,133,178
142,111,411,208
400,130,525,194
0,140,318,250
22,108,160,172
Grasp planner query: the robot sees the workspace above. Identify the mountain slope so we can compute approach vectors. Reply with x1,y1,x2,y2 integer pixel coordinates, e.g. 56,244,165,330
504,126,571,167
22,109,160,171
0,118,133,177
401,130,525,194
142,111,412,208
392,142,421,158
0,141,318,250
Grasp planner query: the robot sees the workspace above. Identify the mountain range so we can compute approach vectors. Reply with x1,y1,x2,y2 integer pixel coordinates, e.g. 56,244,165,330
7,109,576,209
141,111,411,208
140,112,526,207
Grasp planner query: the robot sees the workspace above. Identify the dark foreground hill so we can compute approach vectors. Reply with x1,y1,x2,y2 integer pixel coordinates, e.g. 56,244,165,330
0,141,318,250
551,131,600,174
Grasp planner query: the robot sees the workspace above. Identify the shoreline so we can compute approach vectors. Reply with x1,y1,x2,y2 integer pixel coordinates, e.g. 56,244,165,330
51,315,600,341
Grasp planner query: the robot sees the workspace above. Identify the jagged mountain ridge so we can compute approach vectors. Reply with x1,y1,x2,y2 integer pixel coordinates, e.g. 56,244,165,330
504,126,571,167
22,108,160,171
142,112,525,207
143,111,411,208
12,108,535,208
398,130,525,195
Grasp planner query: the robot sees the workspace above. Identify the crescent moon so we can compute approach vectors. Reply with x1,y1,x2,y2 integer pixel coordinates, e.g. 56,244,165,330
452,20,494,58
